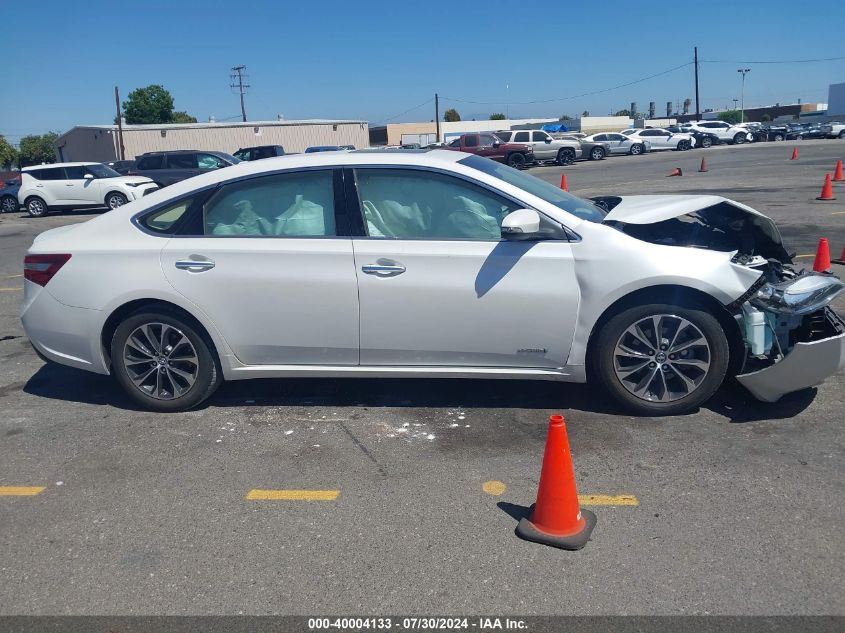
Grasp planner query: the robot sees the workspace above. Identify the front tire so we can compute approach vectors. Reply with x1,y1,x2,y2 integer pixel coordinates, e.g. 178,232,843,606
773,133,784,142
591,303,729,416
676,140,690,151
506,152,526,169
588,146,605,161
629,143,643,155
700,136,713,148
733,133,746,145
556,148,576,165
111,309,222,412
838,131,845,139
25,196,49,218
106,192,128,209
0,194,17,213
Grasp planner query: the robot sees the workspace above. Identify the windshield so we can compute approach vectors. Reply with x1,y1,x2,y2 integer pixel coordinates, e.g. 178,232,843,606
217,152,241,164
87,163,121,178
459,154,606,223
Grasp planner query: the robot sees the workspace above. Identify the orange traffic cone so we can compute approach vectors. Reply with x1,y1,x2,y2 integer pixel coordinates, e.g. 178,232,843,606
834,160,844,182
790,147,799,160
560,174,568,191
817,174,836,201
515,415,596,550
698,158,708,173
833,245,845,265
667,167,682,177
813,238,831,273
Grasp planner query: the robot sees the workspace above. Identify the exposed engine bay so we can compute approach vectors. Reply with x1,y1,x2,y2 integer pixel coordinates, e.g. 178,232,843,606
595,197,792,264
592,194,845,393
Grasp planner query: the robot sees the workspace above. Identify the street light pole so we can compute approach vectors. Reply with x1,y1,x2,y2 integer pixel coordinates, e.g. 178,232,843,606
737,68,751,123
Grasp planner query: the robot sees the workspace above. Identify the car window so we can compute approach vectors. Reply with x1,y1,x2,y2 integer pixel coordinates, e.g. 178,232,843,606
198,154,226,170
479,134,498,146
464,135,479,148
63,166,87,179
166,154,198,169
607,134,625,141
29,167,65,180
141,197,197,234
496,131,512,141
448,139,460,148
136,155,164,170
514,131,530,142
234,149,251,161
532,131,549,141
593,134,607,141
354,168,519,240
204,170,336,237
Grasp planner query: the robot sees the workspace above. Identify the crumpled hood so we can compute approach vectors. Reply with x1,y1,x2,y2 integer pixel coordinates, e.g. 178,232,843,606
110,176,154,186
600,195,792,264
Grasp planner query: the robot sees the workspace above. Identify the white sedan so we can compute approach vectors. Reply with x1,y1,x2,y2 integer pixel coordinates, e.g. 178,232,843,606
621,128,696,151
21,151,845,414
581,132,649,156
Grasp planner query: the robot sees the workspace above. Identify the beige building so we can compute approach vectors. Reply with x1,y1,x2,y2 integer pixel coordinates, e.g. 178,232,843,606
54,119,370,162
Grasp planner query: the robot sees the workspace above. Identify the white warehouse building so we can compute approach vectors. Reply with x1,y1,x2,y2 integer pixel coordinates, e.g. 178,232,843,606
53,119,370,162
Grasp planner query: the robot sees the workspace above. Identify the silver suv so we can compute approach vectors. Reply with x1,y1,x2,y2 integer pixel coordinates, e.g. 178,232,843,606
495,129,582,165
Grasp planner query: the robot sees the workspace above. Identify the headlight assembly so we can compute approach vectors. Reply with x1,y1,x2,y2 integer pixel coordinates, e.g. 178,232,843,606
750,273,845,315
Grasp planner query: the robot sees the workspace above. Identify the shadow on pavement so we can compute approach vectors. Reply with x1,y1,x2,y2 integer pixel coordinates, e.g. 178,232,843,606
497,501,532,522
22,362,818,423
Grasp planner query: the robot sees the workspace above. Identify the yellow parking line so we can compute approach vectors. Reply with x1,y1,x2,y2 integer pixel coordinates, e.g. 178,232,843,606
794,254,815,259
246,489,339,501
831,211,845,215
0,486,46,496
0,287,23,292
578,494,639,506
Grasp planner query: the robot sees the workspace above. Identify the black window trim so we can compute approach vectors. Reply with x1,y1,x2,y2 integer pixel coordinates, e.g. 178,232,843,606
132,166,353,239
344,164,573,243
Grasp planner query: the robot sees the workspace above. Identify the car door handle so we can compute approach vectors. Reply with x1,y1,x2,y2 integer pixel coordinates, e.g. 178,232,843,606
361,263,406,276
66,184,74,186
175,259,215,272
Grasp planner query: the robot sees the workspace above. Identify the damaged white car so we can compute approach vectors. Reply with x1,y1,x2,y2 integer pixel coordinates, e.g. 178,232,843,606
21,150,845,414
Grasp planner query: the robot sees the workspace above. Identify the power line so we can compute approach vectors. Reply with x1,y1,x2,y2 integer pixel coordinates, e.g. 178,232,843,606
443,62,694,106
701,56,845,64
372,98,433,124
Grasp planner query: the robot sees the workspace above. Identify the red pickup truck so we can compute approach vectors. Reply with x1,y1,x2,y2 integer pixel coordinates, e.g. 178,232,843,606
444,132,534,169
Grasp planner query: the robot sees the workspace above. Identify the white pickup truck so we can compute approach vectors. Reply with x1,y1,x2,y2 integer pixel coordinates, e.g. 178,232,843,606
827,122,845,139
495,129,582,165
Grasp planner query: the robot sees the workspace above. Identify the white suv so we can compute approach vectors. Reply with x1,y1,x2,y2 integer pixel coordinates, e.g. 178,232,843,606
685,121,752,144
494,129,583,164
18,162,158,218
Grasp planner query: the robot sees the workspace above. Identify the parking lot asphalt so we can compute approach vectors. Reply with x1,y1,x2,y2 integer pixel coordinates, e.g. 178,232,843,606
0,140,843,616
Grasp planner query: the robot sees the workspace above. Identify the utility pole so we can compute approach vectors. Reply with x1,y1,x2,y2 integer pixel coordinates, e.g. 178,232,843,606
230,65,250,122
693,46,700,122
114,86,125,160
435,93,441,143
733,98,739,110
737,68,751,123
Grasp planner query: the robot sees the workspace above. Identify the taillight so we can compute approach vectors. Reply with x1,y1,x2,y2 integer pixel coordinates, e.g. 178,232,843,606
23,254,72,287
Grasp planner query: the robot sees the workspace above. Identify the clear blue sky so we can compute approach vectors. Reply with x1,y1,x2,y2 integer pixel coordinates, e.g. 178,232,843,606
2,0,842,144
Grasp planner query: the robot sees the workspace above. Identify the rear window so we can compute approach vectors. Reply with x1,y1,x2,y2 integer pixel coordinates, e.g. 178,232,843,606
27,167,65,180
495,131,512,141
136,155,164,170
141,197,197,234
513,132,530,142
168,154,199,169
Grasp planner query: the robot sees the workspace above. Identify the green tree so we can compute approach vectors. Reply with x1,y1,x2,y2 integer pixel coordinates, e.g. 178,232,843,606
123,85,176,124
171,111,198,123
761,113,772,122
614,109,631,117
489,113,506,120
18,132,59,166
558,114,572,121
443,108,461,122
717,110,743,125
0,135,17,169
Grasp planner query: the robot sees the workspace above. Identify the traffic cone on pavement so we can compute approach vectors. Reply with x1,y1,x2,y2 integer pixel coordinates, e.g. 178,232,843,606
667,167,682,177
833,245,845,266
560,174,568,191
813,238,831,273
834,160,844,182
698,158,708,173
790,147,799,160
817,174,836,201
515,415,596,550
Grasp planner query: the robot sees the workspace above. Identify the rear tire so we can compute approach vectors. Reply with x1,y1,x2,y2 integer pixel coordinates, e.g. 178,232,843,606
0,194,17,213
676,140,690,151
556,148,576,165
838,131,845,139
796,134,803,141
773,133,784,142
733,133,746,144
506,152,526,169
700,137,713,148
111,308,222,412
589,146,605,161
590,303,729,416
25,196,48,218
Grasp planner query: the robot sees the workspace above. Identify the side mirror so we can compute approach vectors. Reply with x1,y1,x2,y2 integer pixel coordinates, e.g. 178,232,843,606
544,138,552,143
83,173,94,179
501,209,541,239
492,141,501,148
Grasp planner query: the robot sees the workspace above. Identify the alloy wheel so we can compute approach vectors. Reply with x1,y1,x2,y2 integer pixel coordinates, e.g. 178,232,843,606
122,322,199,400
1,197,16,213
612,314,711,403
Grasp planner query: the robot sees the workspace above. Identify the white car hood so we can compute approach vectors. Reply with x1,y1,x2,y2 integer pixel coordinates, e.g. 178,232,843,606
601,194,791,263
